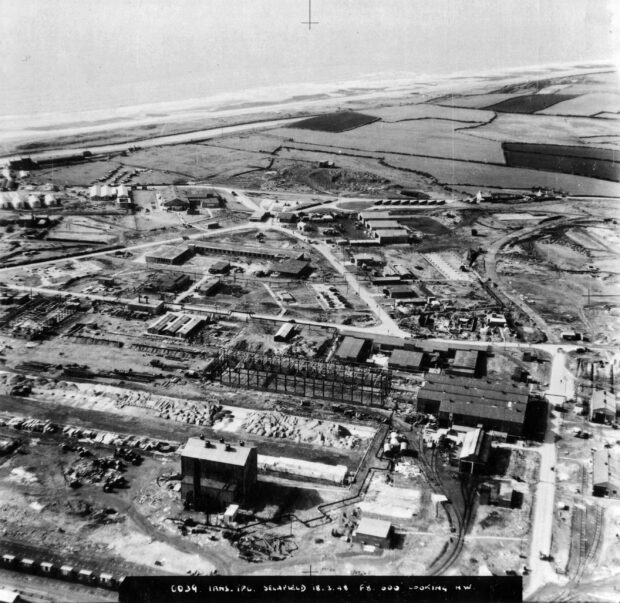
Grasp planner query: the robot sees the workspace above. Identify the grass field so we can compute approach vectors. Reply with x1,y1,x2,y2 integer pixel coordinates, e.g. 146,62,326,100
289,111,380,133
503,142,620,182
484,93,577,114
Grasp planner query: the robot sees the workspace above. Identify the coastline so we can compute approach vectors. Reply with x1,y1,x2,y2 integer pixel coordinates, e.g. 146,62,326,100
0,61,614,159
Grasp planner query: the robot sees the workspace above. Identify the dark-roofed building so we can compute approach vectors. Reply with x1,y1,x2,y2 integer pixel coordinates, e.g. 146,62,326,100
145,245,192,265
417,374,530,437
191,241,287,261
590,389,617,423
180,437,257,511
278,212,298,223
158,186,190,211
335,336,371,363
448,349,481,378
383,285,421,300
268,259,311,279
389,349,424,373
209,260,231,274
143,272,191,293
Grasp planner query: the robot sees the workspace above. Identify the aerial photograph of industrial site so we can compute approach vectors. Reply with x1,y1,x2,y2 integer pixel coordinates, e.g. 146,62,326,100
0,0,618,601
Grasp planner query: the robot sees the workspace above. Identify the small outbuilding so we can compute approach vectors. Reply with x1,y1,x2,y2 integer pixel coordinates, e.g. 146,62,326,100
353,517,392,548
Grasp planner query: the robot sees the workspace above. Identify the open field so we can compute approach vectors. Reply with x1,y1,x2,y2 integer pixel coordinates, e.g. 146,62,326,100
484,94,577,114
289,111,380,133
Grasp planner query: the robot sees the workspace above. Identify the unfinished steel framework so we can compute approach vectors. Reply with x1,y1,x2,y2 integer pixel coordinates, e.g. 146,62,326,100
218,350,392,406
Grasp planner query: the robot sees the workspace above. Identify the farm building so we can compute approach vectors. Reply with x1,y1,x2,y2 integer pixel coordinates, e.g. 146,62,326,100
388,349,424,372
592,449,620,497
448,350,481,378
353,518,392,549
417,374,530,437
145,245,192,265
268,259,311,279
274,323,296,342
249,209,269,222
334,336,371,363
209,260,231,274
158,186,190,211
374,228,409,245
458,428,490,474
180,437,258,511
590,389,617,423
278,212,298,223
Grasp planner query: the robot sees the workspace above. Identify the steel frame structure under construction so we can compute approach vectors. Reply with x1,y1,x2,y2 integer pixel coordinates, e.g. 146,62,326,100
218,350,391,406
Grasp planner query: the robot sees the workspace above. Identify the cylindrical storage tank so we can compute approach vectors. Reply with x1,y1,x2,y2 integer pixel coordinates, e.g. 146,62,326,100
28,194,42,209
400,440,408,453
383,442,392,455
44,194,57,206
12,198,27,210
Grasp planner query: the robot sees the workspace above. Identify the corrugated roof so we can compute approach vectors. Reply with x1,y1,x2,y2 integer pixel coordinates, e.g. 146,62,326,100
181,437,254,467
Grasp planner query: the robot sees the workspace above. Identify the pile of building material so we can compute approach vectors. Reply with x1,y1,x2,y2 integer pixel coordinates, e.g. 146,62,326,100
2,416,57,434
242,411,362,449
234,532,298,563
258,455,348,484
157,399,232,427
64,455,127,491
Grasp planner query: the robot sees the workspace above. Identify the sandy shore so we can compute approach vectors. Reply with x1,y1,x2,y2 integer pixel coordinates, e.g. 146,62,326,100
0,61,613,158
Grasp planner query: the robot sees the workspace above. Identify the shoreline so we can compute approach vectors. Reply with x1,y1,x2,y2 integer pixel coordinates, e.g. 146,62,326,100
0,61,614,160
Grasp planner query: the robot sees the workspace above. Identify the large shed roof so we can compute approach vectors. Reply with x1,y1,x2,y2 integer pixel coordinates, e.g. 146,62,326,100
180,437,254,467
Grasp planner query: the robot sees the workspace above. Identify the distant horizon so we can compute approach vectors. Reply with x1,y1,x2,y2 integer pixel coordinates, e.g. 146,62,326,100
0,0,617,120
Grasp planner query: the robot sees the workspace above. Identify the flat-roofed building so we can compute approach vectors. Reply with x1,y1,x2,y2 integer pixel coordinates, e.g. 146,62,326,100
366,219,402,231
180,438,257,511
383,284,418,299
374,228,409,245
143,273,191,293
145,245,192,265
590,389,617,423
191,241,287,261
417,374,530,437
389,349,424,373
334,336,371,363
353,517,392,548
448,349,481,378
209,260,231,274
358,211,393,226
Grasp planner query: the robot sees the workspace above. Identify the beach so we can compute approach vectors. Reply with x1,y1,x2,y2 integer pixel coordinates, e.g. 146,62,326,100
0,60,613,159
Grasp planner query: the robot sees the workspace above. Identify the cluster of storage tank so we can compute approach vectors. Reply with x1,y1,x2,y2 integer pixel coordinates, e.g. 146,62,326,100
383,431,408,456
0,192,59,210
0,553,121,590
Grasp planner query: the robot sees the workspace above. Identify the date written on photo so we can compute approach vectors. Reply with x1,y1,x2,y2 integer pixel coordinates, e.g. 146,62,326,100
120,576,522,602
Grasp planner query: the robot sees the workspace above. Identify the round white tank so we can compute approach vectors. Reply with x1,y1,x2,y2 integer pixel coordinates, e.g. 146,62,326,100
11,198,27,210
44,194,57,206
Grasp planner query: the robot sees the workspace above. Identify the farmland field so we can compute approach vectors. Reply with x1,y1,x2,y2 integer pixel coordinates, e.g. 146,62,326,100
536,92,620,117
288,111,380,133
502,142,620,182
484,94,577,114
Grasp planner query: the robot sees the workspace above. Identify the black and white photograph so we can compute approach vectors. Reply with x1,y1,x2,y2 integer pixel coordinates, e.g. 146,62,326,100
0,1,618,601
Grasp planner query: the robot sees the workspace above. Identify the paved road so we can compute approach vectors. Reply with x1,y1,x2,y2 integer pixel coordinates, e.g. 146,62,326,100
523,348,568,601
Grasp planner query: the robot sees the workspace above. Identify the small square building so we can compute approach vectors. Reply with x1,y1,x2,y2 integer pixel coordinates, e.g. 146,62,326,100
353,517,392,548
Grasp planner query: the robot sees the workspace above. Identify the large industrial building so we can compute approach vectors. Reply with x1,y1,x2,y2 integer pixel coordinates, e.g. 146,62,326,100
388,349,424,372
590,389,617,423
334,336,371,363
417,374,530,437
145,245,193,265
180,438,258,511
447,350,481,378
